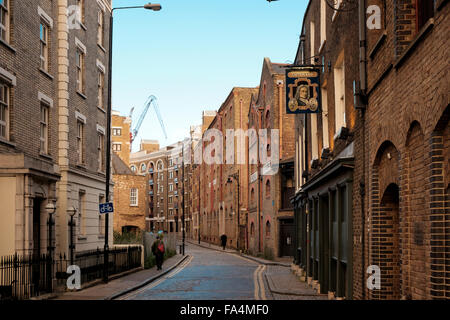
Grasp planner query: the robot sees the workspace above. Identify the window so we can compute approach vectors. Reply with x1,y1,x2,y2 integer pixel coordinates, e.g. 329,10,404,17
169,184,173,192
40,103,49,154
113,143,121,152
311,113,319,160
0,0,10,43
321,87,330,149
98,71,104,109
250,222,255,236
113,128,122,136
169,159,173,167
266,221,271,237
77,0,85,25
130,188,138,206
76,48,85,94
266,179,271,198
130,165,136,173
251,188,255,203
169,196,173,204
140,163,147,173
40,22,49,71
416,0,434,32
78,191,86,236
169,209,173,216
0,83,9,140
334,55,346,134
98,132,104,171
169,171,173,179
97,10,104,47
320,0,326,47
310,21,315,64
77,120,84,164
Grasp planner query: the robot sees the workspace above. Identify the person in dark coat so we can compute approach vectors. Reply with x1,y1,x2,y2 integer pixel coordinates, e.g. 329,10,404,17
151,235,165,270
220,234,227,250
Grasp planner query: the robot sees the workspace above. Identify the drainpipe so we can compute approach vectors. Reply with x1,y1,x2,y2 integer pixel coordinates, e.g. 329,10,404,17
358,0,368,299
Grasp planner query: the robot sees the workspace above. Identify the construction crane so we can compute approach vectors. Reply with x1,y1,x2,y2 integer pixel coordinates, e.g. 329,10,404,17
130,95,168,144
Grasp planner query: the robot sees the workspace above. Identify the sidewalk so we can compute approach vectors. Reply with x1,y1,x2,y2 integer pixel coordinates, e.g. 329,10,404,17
52,254,187,300
188,239,325,300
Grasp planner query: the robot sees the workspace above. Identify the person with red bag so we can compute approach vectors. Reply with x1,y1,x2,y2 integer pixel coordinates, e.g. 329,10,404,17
151,234,165,270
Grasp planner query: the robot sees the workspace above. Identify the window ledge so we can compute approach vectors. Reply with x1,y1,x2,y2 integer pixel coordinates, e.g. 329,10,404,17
394,18,434,70
98,44,106,53
77,91,87,99
98,235,105,240
39,68,54,80
0,138,15,148
369,31,387,60
0,39,16,53
76,163,87,169
97,106,106,113
79,22,87,31
130,205,138,207
39,153,53,160
77,236,87,241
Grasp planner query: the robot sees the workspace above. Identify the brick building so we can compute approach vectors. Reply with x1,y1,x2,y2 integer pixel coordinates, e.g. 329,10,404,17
112,110,132,166
0,0,112,257
247,58,295,259
200,88,257,249
112,154,147,233
292,0,449,300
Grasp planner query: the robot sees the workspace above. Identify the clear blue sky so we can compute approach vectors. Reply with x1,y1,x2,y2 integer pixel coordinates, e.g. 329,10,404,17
112,0,307,151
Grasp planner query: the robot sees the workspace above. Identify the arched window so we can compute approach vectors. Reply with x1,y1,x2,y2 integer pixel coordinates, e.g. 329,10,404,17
265,110,270,127
266,220,271,237
140,163,146,173
250,222,255,236
265,179,271,198
251,188,255,203
130,165,137,173
267,143,271,157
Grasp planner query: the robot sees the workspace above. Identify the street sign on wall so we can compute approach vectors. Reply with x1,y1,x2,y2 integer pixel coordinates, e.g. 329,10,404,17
286,67,321,114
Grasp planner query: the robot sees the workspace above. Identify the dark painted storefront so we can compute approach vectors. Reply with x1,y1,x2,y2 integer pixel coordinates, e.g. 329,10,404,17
294,143,354,299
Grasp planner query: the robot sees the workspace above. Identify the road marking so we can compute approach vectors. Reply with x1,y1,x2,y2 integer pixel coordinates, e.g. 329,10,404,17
119,255,193,300
254,265,262,300
258,265,267,300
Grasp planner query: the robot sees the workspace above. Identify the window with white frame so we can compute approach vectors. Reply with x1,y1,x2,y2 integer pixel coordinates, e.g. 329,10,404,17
40,102,49,154
334,55,346,134
113,128,121,136
130,188,138,206
76,46,85,94
169,184,173,192
77,120,85,164
78,191,86,236
113,143,121,151
97,10,104,47
0,0,10,43
0,82,9,140
169,196,173,204
97,70,104,109
77,0,85,25
169,171,173,179
40,21,49,71
98,132,105,172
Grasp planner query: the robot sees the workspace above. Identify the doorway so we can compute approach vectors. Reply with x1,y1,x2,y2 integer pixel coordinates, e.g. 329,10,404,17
279,218,294,257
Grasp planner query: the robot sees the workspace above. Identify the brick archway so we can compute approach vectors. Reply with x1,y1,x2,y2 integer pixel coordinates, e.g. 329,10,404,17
370,141,401,299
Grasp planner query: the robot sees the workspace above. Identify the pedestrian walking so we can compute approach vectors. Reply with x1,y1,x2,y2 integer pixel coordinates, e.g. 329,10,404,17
152,235,165,270
220,234,227,250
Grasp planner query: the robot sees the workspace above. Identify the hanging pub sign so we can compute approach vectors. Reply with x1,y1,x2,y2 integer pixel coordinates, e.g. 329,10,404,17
286,67,321,114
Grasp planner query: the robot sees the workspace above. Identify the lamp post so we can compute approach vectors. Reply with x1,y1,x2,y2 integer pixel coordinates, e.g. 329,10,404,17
227,170,240,251
104,2,162,283
67,207,77,266
46,202,56,292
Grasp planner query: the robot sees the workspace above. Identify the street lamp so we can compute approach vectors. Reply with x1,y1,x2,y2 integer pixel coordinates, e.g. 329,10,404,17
227,171,240,251
46,202,56,292
104,2,162,283
67,207,77,266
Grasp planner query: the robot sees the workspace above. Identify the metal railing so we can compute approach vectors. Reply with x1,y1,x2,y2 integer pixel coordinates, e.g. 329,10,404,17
0,246,142,300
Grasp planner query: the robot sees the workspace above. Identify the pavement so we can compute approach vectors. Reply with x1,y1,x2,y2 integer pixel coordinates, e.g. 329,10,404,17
52,253,188,300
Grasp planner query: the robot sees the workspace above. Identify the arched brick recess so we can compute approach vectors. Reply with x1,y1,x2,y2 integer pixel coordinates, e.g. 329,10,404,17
403,121,428,299
429,105,449,299
370,141,400,299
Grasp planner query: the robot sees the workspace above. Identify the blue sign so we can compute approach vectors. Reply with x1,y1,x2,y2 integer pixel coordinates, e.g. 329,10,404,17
286,67,321,114
99,202,114,215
